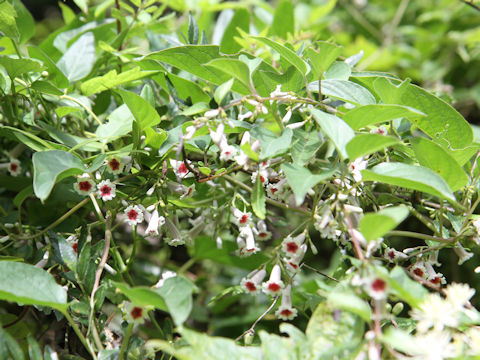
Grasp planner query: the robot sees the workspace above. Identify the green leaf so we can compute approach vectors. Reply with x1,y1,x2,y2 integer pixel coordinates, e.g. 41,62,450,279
81,67,160,96
113,282,167,311
155,276,195,326
261,127,293,159
0,57,42,79
27,45,69,88
214,78,234,105
346,134,400,159
180,102,210,116
343,104,425,130
31,80,63,96
206,58,251,89
252,174,266,219
12,0,35,44
282,163,335,205
324,62,351,80
309,79,376,105
118,89,161,130
27,335,43,360
220,8,250,54
95,104,134,140
188,13,199,45
0,1,19,41
361,162,456,203
327,288,372,322
167,73,210,103
388,266,427,308
0,261,67,311
291,129,323,165
270,0,294,39
38,121,103,152
0,326,24,360
359,206,409,241
372,77,473,149
380,328,417,356
304,42,342,79
251,36,308,75
32,150,85,202
311,108,354,159
57,32,95,82
410,137,468,192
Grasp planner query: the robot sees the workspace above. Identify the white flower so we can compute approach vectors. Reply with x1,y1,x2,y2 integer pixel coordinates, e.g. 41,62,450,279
444,283,475,311
231,207,253,227
314,209,339,240
124,205,144,226
262,265,285,296
275,285,298,321
105,156,125,175
266,178,288,200
7,158,21,176
73,174,96,196
240,269,266,294
384,247,408,262
454,244,473,265
169,159,191,178
283,244,307,273
251,168,269,186
349,157,368,182
281,233,306,258
209,123,225,145
410,293,459,333
97,179,116,201
238,111,253,121
369,125,387,136
411,331,456,360
204,109,219,118
239,226,259,255
184,125,197,140
145,210,165,236
219,141,237,162
253,220,271,241
154,270,177,288
366,277,388,300
123,302,149,325
410,262,428,279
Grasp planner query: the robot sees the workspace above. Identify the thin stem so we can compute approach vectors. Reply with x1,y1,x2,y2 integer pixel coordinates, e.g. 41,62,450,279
119,323,134,360
387,230,454,243
302,263,339,282
234,295,279,342
60,95,102,126
64,311,97,360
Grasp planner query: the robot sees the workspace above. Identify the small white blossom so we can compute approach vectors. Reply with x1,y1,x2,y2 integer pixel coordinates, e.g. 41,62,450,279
155,270,177,288
124,205,144,226
73,174,96,196
231,207,253,227
349,157,368,182
145,210,165,237
275,285,298,321
97,179,116,201
281,233,306,258
105,156,125,175
240,269,266,294
262,264,285,296
411,293,459,333
454,244,473,265
444,283,475,311
253,220,271,241
7,158,21,176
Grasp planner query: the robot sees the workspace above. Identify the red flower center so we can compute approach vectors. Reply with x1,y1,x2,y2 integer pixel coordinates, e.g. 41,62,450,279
388,250,395,259
413,268,424,277
178,163,188,174
127,209,138,221
245,281,257,292
260,175,265,183
259,232,268,238
371,278,386,292
72,242,78,254
10,163,18,172
239,214,248,224
286,241,299,254
78,181,92,192
430,276,441,285
130,307,143,319
109,158,121,171
268,282,281,292
100,185,111,196
288,261,298,269
280,309,293,317
270,187,278,194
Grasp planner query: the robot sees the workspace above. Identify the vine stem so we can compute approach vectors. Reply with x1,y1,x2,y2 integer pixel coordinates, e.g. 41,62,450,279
387,230,455,243
119,323,134,360
234,295,279,342
59,95,102,126
64,311,98,360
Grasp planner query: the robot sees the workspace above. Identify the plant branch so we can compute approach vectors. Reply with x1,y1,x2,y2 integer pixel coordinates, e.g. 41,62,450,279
234,295,279,342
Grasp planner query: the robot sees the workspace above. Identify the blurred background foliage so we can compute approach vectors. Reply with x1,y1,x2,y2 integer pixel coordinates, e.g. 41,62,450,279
21,0,480,124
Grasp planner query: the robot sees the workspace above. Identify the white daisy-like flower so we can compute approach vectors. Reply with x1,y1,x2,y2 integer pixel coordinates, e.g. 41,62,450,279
262,264,285,296
7,158,21,176
275,285,298,321
240,269,266,294
105,156,125,175
444,283,475,311
73,174,96,196
410,293,459,333
124,205,144,226
281,233,306,258
97,179,116,201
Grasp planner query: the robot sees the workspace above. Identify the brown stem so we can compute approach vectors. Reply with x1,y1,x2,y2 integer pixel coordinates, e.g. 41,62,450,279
234,295,279,342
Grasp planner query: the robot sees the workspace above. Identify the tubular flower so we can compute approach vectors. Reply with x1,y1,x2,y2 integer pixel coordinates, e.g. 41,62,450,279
73,174,96,196
262,264,285,296
253,220,272,241
124,205,144,226
97,179,116,201
7,158,21,176
281,233,306,258
283,244,307,273
240,269,267,294
145,210,165,237
275,285,298,321
231,207,253,228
